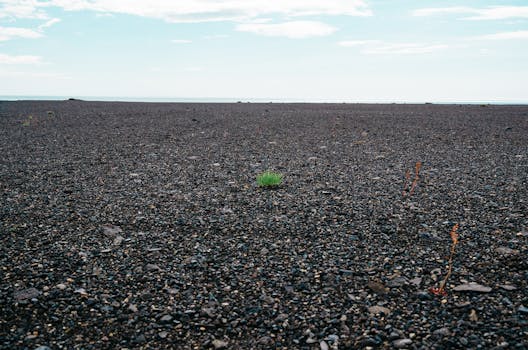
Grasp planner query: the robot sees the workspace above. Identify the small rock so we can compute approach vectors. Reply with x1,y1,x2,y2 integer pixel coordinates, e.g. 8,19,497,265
459,337,469,346
158,331,168,339
430,268,442,281
74,288,88,296
257,336,273,345
275,313,288,322
419,232,440,241
518,306,528,314
128,304,138,312
387,276,408,287
455,301,471,308
92,266,103,277
14,287,40,301
160,314,173,323
495,246,519,255
134,334,146,344
113,235,124,245
212,339,228,349
433,327,451,337
469,309,478,322
201,307,216,318
416,291,432,300
220,206,233,214
409,277,422,287
393,338,412,348
361,337,379,346
320,340,329,350
453,283,492,293
34,347,52,350
306,337,318,344
499,284,517,291
326,334,339,344
56,283,67,290
389,331,401,340
145,263,161,272
102,225,122,236
367,280,388,294
368,306,391,316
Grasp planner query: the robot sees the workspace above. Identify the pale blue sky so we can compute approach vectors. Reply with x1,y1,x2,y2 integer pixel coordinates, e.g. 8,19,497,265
1,0,528,102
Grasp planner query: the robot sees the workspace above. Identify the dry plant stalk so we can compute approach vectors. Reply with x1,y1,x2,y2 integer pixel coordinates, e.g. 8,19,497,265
402,162,421,196
409,161,422,195
430,223,460,296
402,169,411,196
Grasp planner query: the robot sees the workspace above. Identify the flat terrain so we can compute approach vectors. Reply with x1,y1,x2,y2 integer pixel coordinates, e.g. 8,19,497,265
1,101,527,349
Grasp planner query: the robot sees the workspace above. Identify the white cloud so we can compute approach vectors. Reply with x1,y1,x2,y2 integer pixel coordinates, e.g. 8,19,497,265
338,40,379,47
0,26,42,41
475,30,528,40
0,53,43,64
38,17,61,31
95,12,114,18
0,0,49,19
203,34,229,40
0,0,372,22
236,21,336,38
0,69,70,78
171,39,192,44
339,40,448,55
363,43,448,55
412,6,528,20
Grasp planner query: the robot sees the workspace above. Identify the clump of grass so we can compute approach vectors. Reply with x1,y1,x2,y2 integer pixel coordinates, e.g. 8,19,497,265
429,223,460,296
21,115,33,126
256,171,283,188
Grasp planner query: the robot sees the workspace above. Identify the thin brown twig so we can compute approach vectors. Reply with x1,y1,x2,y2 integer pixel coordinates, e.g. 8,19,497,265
409,161,422,196
402,169,411,196
430,223,459,296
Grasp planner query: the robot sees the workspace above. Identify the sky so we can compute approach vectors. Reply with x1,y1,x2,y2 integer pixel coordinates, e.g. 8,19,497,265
1,0,528,102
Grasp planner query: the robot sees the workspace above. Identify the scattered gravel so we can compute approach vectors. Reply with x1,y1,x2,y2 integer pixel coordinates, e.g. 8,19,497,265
1,101,527,349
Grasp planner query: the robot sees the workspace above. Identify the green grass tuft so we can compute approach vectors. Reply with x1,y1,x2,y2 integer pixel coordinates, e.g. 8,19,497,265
256,171,283,187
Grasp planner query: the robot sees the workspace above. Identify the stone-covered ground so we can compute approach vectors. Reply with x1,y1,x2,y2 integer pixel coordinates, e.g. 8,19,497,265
1,101,527,349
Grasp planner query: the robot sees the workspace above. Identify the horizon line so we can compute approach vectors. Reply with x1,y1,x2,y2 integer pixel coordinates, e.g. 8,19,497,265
1,95,528,105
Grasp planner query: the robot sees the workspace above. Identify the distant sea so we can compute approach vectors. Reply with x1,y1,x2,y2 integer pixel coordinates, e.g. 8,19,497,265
1,96,527,104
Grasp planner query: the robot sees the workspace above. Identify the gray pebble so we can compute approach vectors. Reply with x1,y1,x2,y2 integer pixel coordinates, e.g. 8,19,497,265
393,338,412,348
433,327,451,337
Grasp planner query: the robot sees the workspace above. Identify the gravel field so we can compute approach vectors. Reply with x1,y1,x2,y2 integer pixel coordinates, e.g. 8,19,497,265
1,101,527,349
